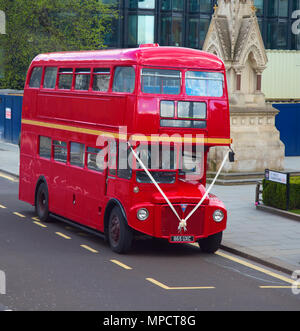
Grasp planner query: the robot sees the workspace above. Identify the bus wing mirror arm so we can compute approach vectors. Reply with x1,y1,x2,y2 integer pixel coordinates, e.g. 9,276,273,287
229,147,235,163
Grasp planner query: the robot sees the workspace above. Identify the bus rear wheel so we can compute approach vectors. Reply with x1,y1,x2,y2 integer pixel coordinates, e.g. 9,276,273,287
108,206,133,254
198,231,222,253
35,182,51,222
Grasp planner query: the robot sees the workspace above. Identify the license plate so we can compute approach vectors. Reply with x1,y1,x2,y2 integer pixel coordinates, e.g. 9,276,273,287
169,235,195,243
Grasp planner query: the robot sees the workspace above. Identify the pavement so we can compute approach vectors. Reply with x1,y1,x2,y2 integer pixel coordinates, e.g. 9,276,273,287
0,140,299,275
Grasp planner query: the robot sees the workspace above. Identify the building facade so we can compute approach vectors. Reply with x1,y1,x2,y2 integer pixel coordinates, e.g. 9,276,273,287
106,0,300,51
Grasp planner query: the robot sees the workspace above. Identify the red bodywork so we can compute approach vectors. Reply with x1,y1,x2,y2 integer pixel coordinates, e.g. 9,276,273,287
19,45,231,241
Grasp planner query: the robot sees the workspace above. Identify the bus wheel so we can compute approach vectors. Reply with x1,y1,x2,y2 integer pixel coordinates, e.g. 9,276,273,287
198,231,222,254
35,182,51,222
108,206,133,254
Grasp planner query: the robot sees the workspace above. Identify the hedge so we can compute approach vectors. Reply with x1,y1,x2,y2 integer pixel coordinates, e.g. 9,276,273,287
262,176,300,210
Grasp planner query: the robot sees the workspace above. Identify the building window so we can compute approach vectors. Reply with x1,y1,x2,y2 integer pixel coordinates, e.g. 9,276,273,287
128,15,154,46
161,15,183,46
129,0,155,9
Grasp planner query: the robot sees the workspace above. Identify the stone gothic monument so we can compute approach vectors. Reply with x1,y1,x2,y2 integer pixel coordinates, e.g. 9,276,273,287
203,0,284,174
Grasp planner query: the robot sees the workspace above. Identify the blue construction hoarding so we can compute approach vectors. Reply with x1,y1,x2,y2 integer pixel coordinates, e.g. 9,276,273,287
273,103,300,157
0,91,23,145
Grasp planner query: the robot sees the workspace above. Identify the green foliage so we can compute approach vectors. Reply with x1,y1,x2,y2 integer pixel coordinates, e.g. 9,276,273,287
262,176,300,210
0,0,118,89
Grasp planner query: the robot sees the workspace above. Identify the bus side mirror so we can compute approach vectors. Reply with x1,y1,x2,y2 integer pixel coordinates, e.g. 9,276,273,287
229,151,235,163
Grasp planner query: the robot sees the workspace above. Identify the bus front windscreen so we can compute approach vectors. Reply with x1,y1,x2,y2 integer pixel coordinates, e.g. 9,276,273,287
185,71,224,97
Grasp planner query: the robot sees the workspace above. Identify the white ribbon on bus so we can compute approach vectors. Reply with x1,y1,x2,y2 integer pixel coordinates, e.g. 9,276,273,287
128,142,229,232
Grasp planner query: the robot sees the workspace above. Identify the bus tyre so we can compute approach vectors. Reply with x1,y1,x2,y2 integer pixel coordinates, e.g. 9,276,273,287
108,206,133,254
35,182,51,222
198,231,222,254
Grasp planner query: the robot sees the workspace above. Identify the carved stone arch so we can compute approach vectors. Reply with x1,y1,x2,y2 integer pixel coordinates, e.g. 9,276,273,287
240,44,265,69
0,10,5,34
206,43,222,60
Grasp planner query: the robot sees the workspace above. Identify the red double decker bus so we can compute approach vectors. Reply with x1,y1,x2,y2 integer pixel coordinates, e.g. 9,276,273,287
19,44,232,254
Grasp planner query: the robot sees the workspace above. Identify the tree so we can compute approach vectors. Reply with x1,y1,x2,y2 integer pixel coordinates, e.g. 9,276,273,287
0,0,119,89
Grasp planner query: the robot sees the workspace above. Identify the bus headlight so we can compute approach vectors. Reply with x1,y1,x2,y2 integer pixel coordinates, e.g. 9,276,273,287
212,209,224,223
137,208,149,221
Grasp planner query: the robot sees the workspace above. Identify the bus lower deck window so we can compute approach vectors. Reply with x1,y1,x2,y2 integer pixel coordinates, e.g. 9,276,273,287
70,142,85,167
87,147,104,172
39,136,51,159
53,140,67,163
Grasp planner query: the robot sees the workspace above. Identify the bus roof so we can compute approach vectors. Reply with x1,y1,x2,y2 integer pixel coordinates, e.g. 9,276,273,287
31,45,225,71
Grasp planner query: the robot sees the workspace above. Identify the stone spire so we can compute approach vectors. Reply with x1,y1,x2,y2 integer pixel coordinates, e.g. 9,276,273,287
203,0,284,174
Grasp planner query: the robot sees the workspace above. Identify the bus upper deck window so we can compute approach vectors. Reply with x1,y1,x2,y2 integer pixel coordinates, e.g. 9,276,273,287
29,67,43,88
58,68,73,90
112,67,135,93
93,68,110,92
75,68,91,91
141,68,181,95
185,71,224,97
43,67,57,89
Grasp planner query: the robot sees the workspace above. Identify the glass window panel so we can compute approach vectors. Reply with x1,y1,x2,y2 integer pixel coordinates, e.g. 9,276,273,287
53,140,67,163
199,18,210,49
112,67,136,93
138,16,154,44
189,0,200,12
128,15,137,46
172,16,183,46
39,136,51,159
200,0,212,13
278,0,288,17
188,18,199,49
70,142,85,167
141,68,181,95
87,147,104,172
29,67,43,88
93,68,110,92
138,0,155,9
75,69,91,90
160,16,172,45
254,0,264,16
117,143,132,180
161,0,172,10
277,21,288,48
160,101,175,117
58,70,73,90
178,102,207,119
186,71,224,97
173,0,183,11
43,67,57,89
267,1,278,16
